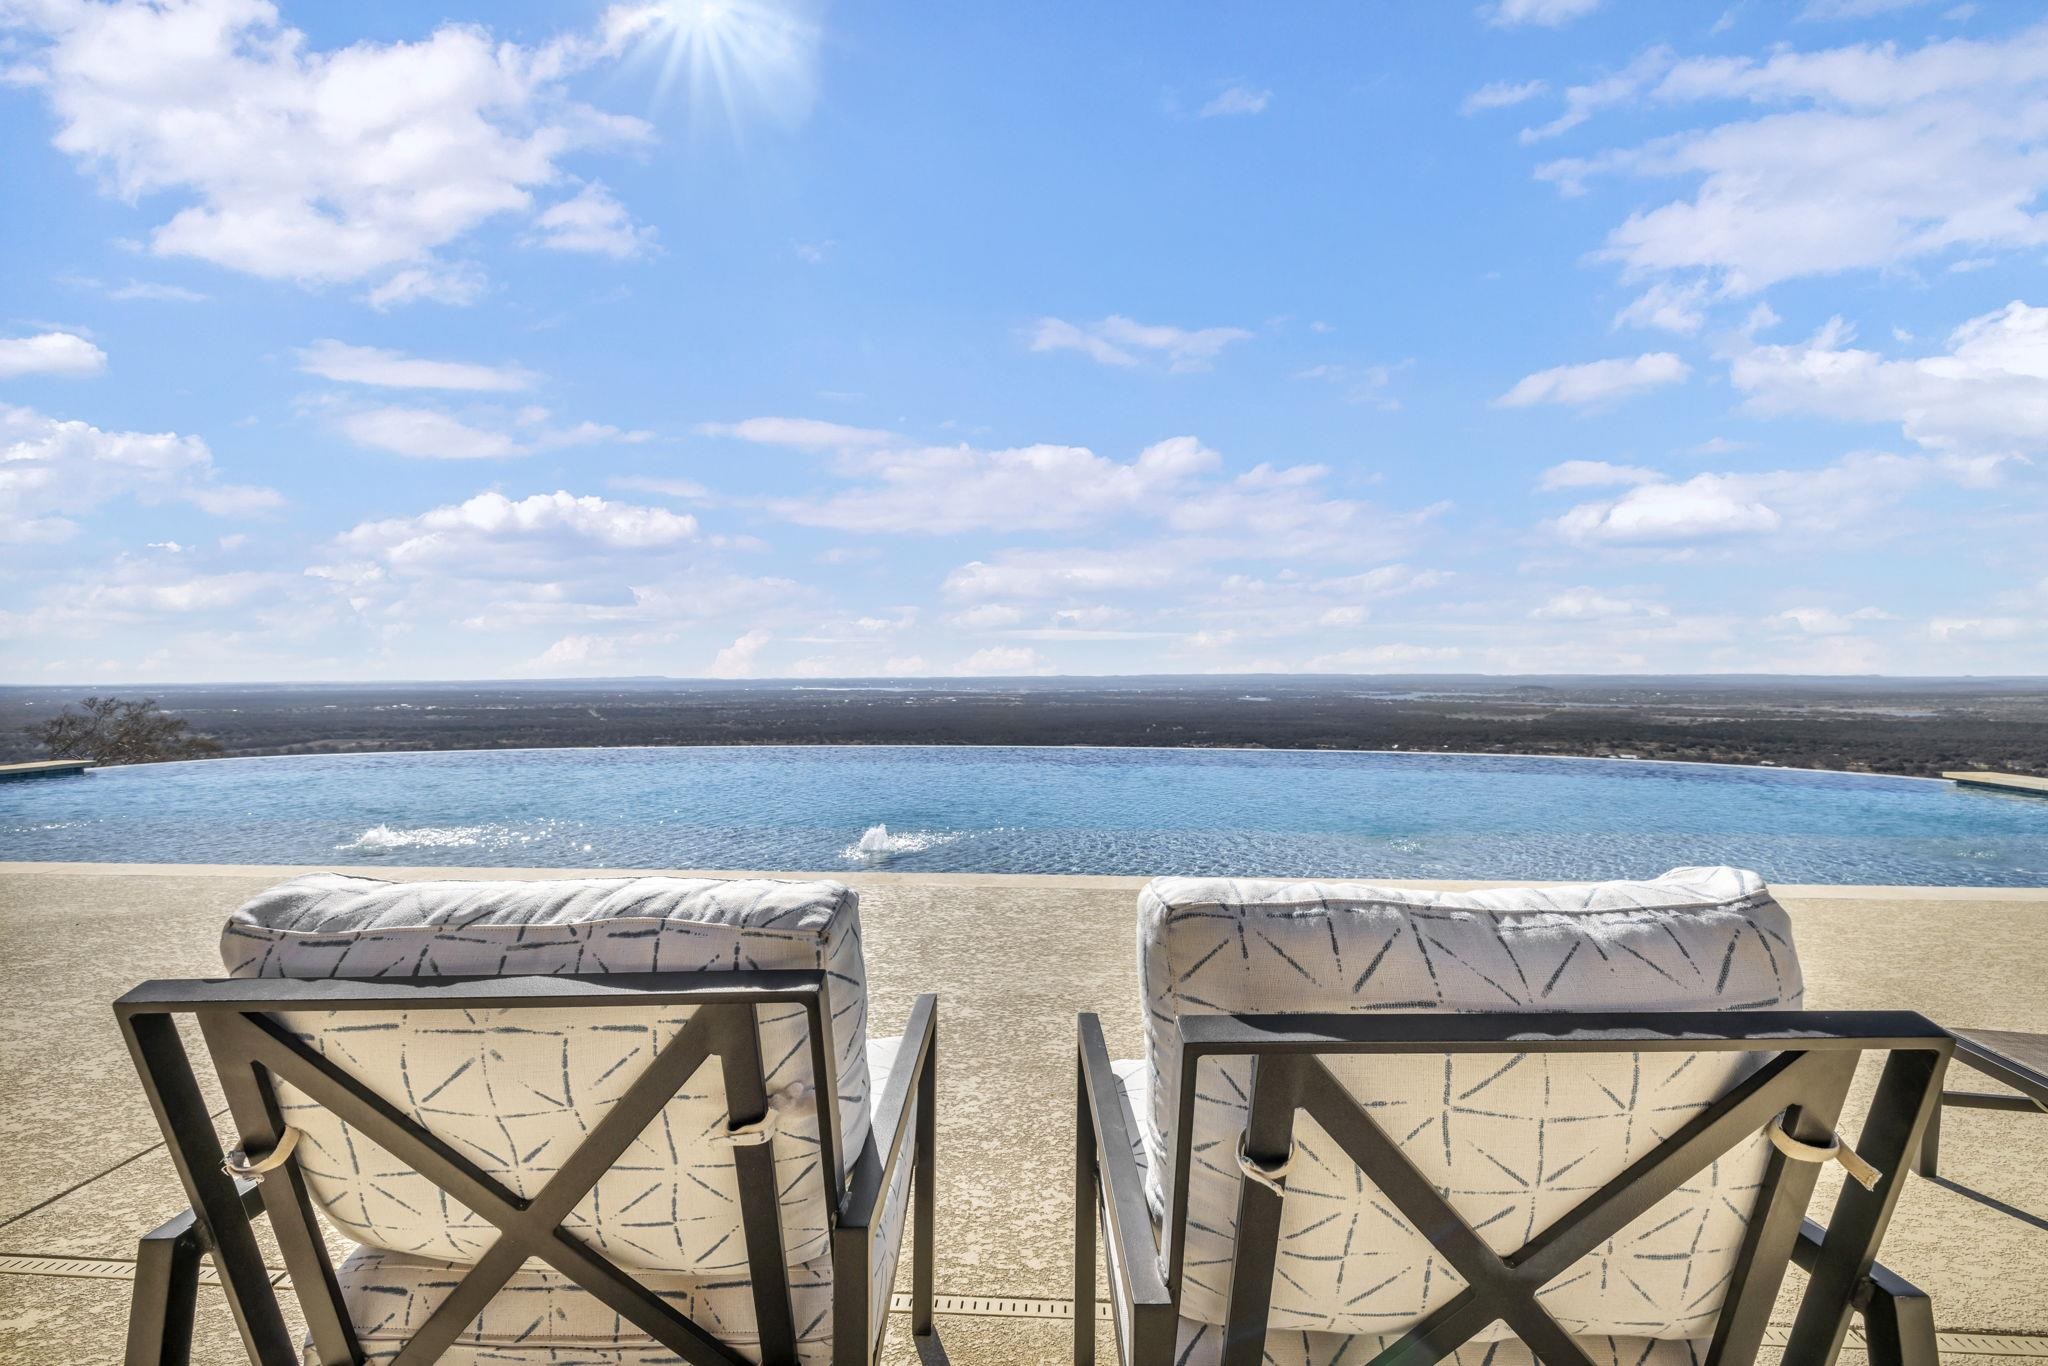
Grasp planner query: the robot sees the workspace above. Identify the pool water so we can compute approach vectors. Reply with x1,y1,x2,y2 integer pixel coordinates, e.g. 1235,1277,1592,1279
2,746,2043,885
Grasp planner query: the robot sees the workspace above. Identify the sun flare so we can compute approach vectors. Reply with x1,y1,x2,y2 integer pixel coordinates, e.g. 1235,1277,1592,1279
633,0,820,131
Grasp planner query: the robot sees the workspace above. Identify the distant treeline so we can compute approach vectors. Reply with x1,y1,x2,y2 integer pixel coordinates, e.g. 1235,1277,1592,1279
6,678,2045,778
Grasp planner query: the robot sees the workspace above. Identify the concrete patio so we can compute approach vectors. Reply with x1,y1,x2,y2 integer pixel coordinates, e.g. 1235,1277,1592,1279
1,862,2044,1365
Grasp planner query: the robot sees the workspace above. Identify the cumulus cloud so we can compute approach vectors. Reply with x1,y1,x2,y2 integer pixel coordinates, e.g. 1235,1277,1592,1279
1773,605,1894,634
297,340,536,391
0,402,281,542
707,629,771,678
1544,450,2002,547
332,490,697,575
3,0,652,294
1027,315,1253,372
1530,21,2048,291
529,182,656,259
0,331,108,379
1495,353,1690,407
1613,280,1709,334
1730,302,2048,454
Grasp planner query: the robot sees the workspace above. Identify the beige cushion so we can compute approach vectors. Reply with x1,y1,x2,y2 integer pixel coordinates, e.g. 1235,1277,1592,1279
318,1034,917,1366
1134,867,1804,1339
224,875,871,1273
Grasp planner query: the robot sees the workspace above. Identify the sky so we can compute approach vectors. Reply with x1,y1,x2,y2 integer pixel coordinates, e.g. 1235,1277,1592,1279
2,0,2046,684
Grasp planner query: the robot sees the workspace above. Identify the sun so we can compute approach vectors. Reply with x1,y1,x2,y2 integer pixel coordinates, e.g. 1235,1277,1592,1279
633,0,820,133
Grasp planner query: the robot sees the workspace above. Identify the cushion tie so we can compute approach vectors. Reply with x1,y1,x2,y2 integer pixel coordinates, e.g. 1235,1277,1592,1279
714,1107,782,1148
1767,1116,1883,1191
221,1125,301,1183
1235,1131,1296,1196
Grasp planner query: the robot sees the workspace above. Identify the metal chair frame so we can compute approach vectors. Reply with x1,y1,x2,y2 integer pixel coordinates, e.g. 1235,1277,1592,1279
1076,1009,1951,1366
115,971,937,1366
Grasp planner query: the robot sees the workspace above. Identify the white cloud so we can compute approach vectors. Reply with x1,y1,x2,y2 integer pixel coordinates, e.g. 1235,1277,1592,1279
0,402,281,542
1495,353,1690,407
1463,79,1548,114
333,490,697,575
333,403,650,459
1520,46,1673,142
1489,0,1604,27
1773,605,1894,634
952,645,1049,675
943,548,1183,601
297,340,536,391
707,629,771,678
1199,84,1270,118
775,436,1218,535
103,280,207,302
1613,280,1709,334
1547,450,2000,547
365,263,487,310
1532,22,2048,291
1539,459,1662,489
1731,302,2048,454
0,331,107,379
337,407,522,459
1027,315,1253,372
697,417,898,448
1531,587,1669,620
530,182,656,259
4,0,651,290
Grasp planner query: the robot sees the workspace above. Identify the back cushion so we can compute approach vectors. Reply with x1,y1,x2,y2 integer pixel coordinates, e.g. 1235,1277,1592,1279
222,874,870,1276
1138,867,1803,1339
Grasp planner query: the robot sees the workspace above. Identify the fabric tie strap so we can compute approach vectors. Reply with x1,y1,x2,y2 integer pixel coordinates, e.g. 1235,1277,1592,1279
1235,1132,1296,1196
715,1107,782,1148
221,1126,301,1183
1767,1116,1884,1191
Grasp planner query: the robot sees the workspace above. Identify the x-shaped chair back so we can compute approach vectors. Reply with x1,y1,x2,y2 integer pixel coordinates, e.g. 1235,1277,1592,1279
117,971,846,1366
1162,1011,1950,1366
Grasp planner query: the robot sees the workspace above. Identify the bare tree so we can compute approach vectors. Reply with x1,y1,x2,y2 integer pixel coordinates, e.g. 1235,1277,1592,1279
26,696,224,766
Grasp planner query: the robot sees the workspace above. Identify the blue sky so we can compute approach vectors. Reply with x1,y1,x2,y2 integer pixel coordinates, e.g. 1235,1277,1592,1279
3,0,2046,683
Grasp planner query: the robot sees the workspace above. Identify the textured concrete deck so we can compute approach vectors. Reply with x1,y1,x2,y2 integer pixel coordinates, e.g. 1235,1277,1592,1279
1,863,2044,1365
1946,772,2048,798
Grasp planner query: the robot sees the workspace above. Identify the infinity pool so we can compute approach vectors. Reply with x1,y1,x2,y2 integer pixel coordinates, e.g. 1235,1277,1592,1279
2,746,2043,885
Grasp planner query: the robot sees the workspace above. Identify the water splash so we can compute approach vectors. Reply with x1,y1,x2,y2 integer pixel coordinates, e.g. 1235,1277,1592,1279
842,823,955,862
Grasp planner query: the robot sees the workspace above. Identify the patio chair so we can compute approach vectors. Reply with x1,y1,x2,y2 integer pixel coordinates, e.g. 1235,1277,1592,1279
116,874,936,1366
1076,867,1949,1366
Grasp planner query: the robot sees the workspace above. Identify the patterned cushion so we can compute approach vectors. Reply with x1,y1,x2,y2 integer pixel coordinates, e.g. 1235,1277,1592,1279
314,1034,917,1366
223,875,871,1273
1134,867,1803,1339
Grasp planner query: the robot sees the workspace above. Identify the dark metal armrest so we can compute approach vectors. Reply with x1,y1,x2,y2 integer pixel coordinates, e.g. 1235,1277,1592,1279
839,992,937,1233
1077,1013,1171,1312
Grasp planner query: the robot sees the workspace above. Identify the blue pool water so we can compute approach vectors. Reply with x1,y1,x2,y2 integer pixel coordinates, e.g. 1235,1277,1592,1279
1,746,2043,885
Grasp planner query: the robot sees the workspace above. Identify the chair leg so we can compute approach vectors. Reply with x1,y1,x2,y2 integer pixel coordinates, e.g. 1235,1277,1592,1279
1075,1053,1097,1366
1861,1262,1939,1366
127,1210,206,1366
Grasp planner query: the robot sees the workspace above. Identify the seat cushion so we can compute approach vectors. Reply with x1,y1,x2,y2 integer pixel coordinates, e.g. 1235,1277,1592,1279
315,1034,916,1366
1136,868,1803,1337
226,875,871,1272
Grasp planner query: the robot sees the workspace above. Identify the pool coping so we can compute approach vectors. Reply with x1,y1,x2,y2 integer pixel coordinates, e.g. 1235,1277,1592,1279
5,861,2044,900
